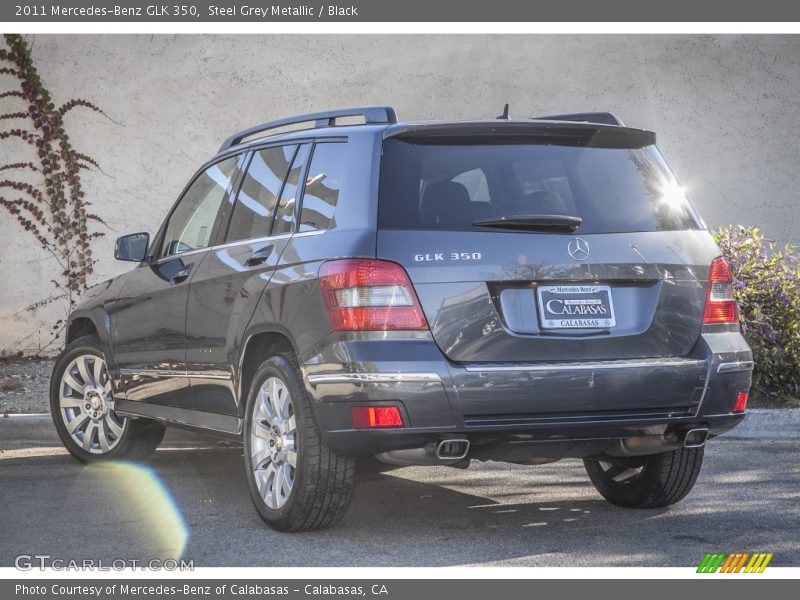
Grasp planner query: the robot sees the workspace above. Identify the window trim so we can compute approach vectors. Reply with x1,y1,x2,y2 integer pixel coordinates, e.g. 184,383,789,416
220,143,299,246
148,153,245,264
270,142,313,237
145,135,347,266
296,139,347,233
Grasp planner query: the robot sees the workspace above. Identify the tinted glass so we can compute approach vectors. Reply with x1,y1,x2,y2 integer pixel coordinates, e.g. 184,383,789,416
299,142,347,232
378,141,702,234
161,157,238,257
226,145,296,242
272,144,310,235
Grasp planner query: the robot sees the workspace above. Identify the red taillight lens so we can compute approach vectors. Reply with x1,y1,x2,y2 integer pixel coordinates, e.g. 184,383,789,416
351,406,404,429
733,391,749,413
703,257,739,324
319,259,428,331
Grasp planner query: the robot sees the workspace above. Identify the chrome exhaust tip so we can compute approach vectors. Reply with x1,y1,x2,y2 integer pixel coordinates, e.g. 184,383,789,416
683,428,709,448
435,439,470,460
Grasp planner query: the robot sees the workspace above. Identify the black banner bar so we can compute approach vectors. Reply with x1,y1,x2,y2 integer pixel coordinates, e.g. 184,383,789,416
3,0,800,22
3,579,797,600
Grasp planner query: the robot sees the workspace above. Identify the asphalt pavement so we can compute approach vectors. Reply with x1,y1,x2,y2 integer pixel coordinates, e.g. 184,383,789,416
0,418,798,568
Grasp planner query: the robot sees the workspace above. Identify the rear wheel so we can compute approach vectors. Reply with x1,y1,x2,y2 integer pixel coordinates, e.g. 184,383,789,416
50,336,166,463
243,354,355,531
583,446,704,508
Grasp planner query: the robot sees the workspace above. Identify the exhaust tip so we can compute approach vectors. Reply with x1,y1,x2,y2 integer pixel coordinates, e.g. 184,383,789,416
435,439,470,460
683,428,709,448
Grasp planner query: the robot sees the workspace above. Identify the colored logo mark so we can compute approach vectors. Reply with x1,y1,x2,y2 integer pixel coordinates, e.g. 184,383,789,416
697,552,773,573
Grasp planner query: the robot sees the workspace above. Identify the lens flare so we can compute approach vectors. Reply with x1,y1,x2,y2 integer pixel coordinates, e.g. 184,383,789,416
657,181,689,214
91,461,189,560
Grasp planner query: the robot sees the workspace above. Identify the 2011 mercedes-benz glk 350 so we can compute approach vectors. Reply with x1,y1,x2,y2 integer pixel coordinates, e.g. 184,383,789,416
51,107,753,531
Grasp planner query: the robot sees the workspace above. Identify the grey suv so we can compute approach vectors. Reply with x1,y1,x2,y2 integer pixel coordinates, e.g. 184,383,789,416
50,107,753,531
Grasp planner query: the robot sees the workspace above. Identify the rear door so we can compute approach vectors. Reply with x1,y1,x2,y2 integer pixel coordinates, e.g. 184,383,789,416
376,124,717,416
184,144,308,416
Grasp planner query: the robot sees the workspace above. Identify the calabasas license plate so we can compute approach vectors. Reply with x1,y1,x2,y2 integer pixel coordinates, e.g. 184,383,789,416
537,285,616,329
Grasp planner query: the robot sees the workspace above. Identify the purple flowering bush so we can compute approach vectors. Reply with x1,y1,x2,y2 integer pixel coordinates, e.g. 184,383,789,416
713,226,800,407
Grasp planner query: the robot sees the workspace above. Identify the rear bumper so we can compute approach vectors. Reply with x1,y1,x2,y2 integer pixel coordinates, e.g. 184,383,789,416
302,330,752,458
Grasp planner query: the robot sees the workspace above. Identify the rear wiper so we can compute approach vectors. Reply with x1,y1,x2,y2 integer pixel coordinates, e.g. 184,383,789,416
473,214,582,232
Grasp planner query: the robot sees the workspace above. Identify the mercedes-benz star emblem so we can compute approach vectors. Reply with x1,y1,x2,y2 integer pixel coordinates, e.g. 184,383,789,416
568,237,590,261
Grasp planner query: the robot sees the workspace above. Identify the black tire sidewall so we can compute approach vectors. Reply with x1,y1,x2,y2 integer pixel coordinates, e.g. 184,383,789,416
243,355,310,526
584,457,653,507
584,447,704,508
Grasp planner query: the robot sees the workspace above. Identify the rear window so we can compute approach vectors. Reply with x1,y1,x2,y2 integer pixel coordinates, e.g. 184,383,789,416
378,140,702,234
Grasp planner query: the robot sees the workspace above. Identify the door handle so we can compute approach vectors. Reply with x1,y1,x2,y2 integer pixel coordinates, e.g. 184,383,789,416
170,264,193,284
245,246,273,267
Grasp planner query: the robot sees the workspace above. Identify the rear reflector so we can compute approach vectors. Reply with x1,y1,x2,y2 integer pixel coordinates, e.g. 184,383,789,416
351,406,404,429
733,391,749,413
703,257,739,324
319,259,428,331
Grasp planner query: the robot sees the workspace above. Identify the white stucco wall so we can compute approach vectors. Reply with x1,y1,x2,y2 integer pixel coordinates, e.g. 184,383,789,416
1,34,799,354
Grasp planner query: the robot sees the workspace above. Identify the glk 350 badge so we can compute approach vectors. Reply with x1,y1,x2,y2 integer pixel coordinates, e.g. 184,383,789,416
414,252,482,262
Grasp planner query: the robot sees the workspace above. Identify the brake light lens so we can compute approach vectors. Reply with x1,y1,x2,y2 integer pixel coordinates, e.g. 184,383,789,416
703,257,739,324
319,259,428,331
351,406,405,429
733,391,749,413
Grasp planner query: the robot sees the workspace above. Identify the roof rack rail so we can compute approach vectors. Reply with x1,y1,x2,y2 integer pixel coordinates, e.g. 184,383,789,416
531,112,626,127
219,106,398,152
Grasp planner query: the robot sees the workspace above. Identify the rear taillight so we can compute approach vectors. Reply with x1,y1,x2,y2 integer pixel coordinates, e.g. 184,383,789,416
351,406,404,429
733,391,749,413
703,257,739,325
319,259,428,331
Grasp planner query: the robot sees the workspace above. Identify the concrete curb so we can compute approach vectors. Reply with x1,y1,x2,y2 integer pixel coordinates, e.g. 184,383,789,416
721,408,800,439
2,409,798,446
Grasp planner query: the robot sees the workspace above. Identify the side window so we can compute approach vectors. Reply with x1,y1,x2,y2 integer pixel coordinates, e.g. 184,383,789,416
299,142,347,232
225,145,296,243
272,144,311,235
160,157,238,258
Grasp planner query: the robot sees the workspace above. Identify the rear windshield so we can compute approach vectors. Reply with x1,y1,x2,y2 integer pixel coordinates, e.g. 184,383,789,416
378,140,703,234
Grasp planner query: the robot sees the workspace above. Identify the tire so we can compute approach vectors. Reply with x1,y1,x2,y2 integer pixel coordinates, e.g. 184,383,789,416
243,354,355,532
583,446,705,508
50,335,166,463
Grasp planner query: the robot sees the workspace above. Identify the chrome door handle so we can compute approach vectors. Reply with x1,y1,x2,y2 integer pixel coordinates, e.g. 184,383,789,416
245,247,273,267
170,265,193,284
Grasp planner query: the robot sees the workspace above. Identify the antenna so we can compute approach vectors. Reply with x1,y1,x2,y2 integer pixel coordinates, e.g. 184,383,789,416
496,103,510,120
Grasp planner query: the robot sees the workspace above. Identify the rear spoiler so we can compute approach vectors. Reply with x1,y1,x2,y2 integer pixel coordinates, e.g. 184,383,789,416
383,120,656,148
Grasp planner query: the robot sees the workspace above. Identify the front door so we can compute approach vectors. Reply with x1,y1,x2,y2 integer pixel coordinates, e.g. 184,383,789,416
110,155,241,407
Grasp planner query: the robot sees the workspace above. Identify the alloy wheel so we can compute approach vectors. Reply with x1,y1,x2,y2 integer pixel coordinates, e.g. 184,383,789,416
250,376,298,509
59,354,127,454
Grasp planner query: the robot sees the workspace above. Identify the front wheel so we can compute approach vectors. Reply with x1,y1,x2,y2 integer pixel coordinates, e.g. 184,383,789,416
583,446,705,508
50,336,166,463
243,354,355,532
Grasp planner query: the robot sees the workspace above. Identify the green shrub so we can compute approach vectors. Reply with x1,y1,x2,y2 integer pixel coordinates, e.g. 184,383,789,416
713,226,800,407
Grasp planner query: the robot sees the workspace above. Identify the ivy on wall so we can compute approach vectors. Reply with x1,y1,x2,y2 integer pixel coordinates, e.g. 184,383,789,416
1,34,112,348
0,34,109,295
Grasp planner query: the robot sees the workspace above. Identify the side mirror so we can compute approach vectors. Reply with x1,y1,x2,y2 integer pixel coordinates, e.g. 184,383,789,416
114,232,150,262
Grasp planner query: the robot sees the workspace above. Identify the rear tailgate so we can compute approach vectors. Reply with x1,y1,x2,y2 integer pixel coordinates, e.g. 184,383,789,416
376,122,717,417
377,229,716,363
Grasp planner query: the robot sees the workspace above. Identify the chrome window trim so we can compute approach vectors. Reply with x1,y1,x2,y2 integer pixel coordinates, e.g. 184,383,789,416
213,232,293,250
148,229,326,264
